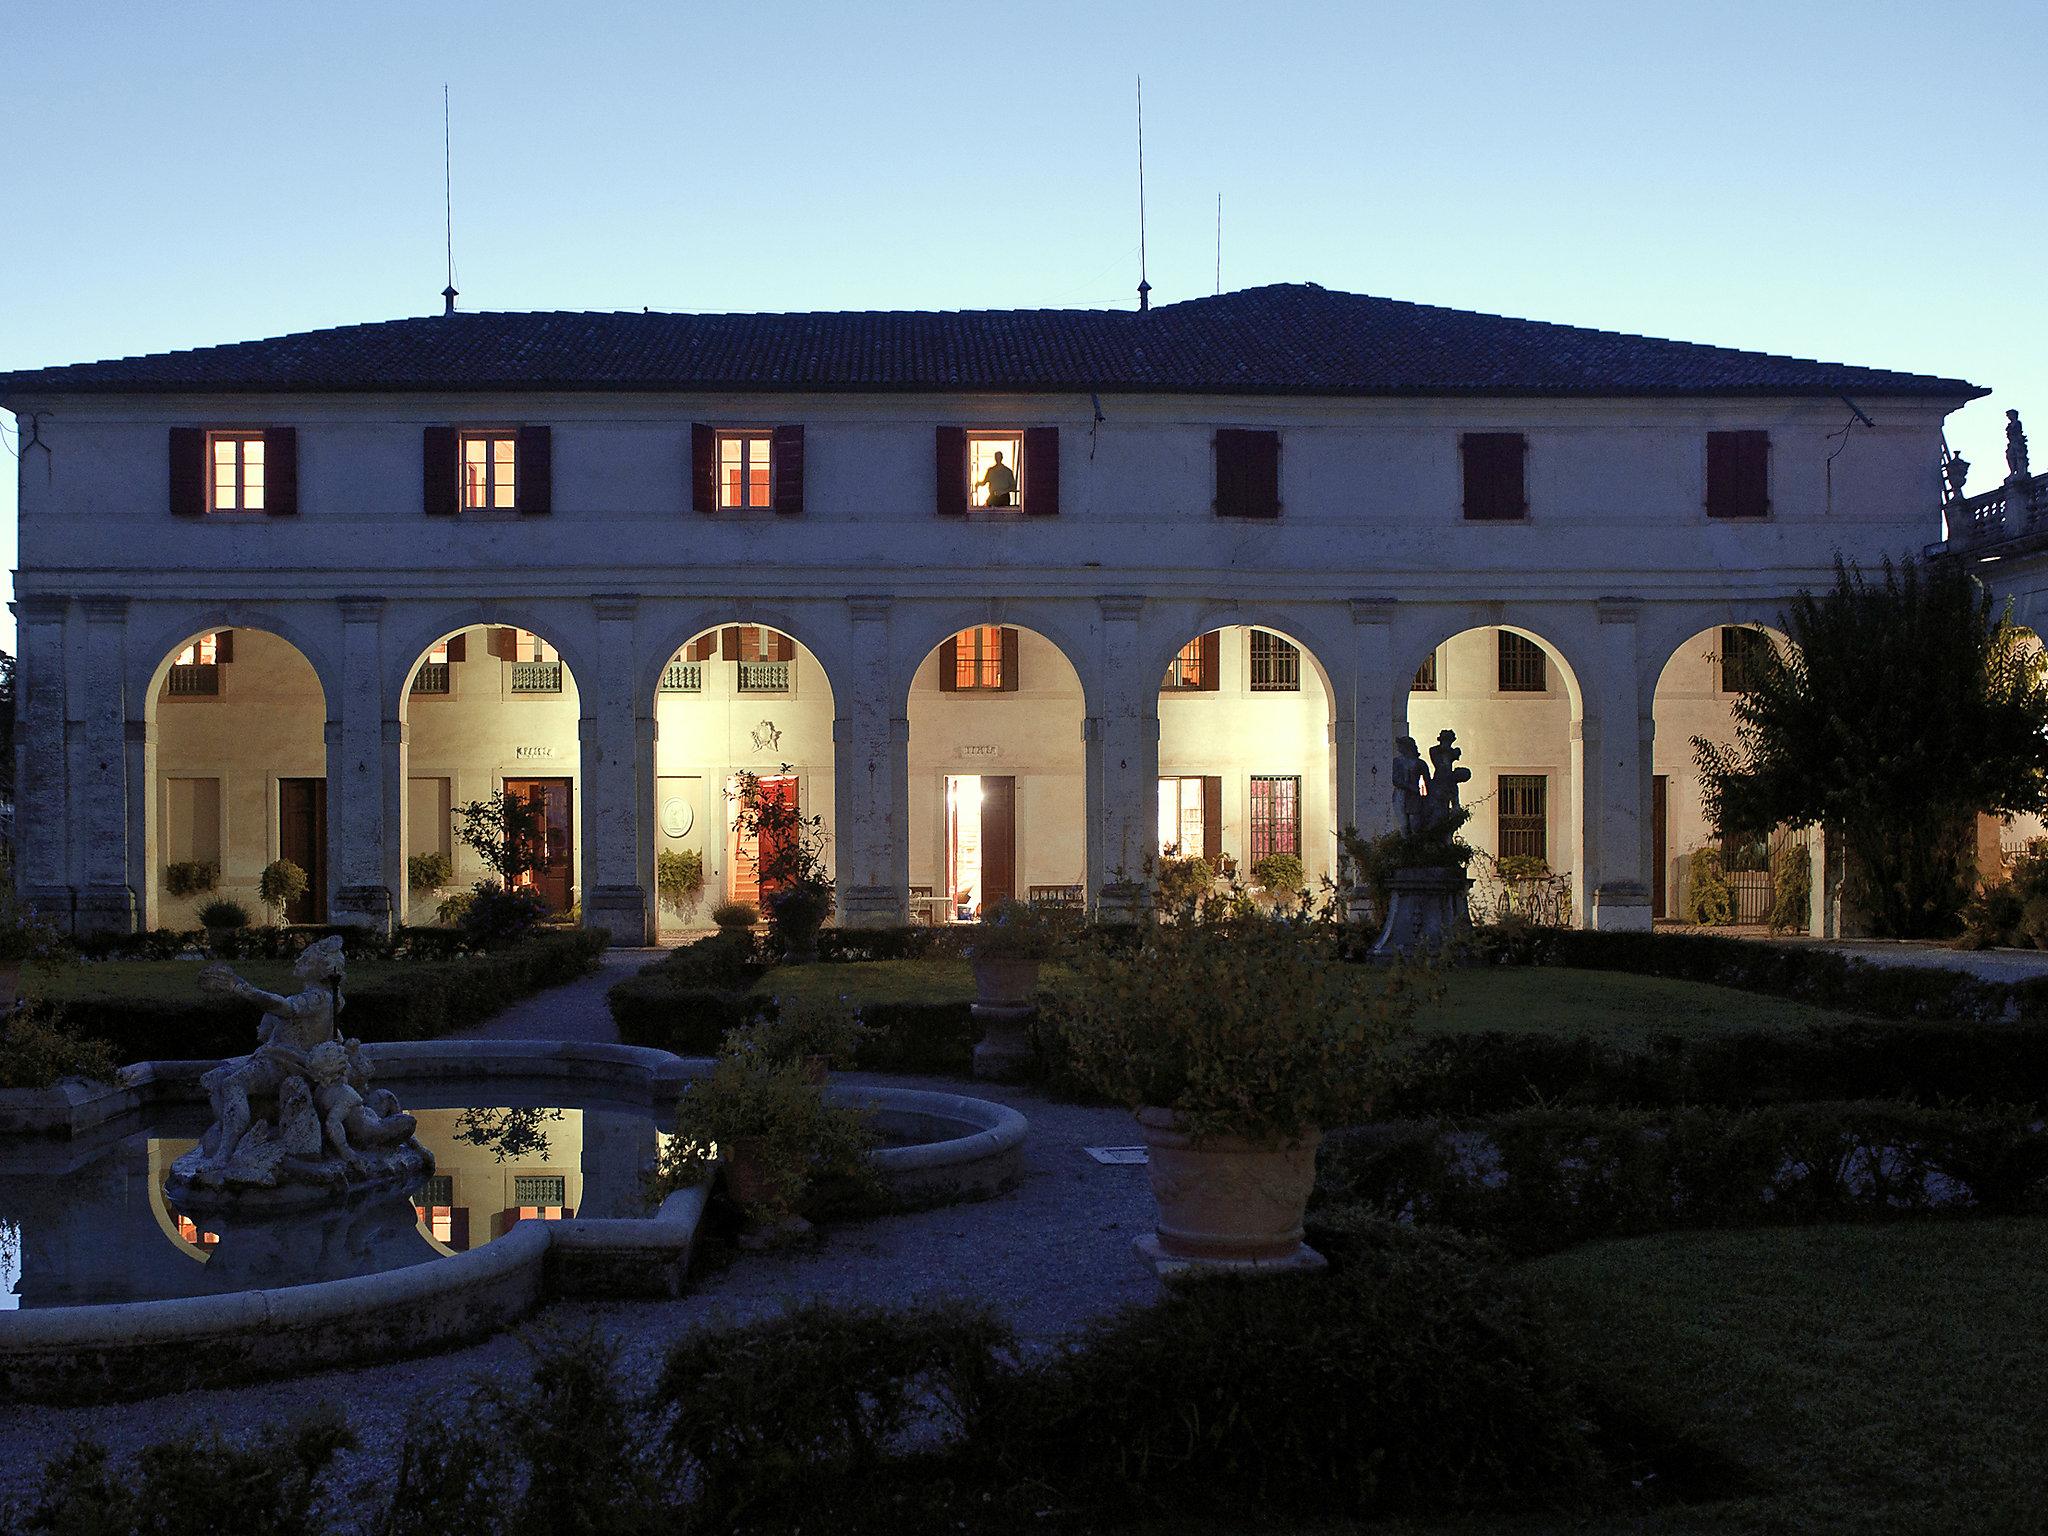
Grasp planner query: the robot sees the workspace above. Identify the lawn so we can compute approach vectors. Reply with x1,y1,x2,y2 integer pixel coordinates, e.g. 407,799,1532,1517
749,958,1900,1048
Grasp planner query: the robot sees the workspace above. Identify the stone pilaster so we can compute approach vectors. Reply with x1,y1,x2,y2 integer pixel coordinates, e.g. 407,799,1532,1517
583,595,651,945
124,717,154,928
1343,598,1404,842
330,597,393,931
73,598,135,933
835,595,908,927
1583,598,1653,932
1088,595,1159,910
13,597,71,925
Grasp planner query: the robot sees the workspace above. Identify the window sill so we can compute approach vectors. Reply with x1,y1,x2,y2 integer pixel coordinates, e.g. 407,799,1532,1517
457,508,524,523
196,510,272,522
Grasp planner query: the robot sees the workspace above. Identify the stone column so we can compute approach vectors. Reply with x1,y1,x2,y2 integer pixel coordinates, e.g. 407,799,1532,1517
1088,595,1158,914
330,596,394,931
74,598,136,934
582,595,651,945
1341,599,1405,842
834,595,908,927
1581,598,1654,932
381,714,408,923
14,597,72,925
124,717,154,928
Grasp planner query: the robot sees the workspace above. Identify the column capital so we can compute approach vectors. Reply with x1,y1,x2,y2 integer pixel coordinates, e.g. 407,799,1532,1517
848,595,894,621
79,596,130,623
14,595,67,624
1596,597,1643,625
592,594,639,621
1098,595,1145,623
1349,597,1398,626
338,596,386,622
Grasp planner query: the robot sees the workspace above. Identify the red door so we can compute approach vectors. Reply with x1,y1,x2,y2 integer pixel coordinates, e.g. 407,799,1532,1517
731,775,797,906
505,778,574,913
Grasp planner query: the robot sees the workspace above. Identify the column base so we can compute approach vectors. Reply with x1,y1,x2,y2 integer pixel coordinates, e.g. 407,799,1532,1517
74,885,136,937
586,885,649,946
839,884,908,929
1590,881,1653,932
1095,882,1151,925
22,886,77,933
331,885,394,935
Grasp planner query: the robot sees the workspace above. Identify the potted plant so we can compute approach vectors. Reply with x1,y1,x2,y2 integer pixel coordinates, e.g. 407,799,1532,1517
197,898,252,951
739,993,872,1082
711,900,759,934
734,767,835,963
968,899,1065,1079
164,860,219,900
1050,905,1417,1273
258,858,308,927
1248,852,1305,907
657,1039,877,1244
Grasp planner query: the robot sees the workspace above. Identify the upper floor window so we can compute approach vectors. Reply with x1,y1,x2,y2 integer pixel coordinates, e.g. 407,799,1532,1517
942,625,1015,692
1498,632,1547,692
1412,650,1439,692
1162,632,1220,693
411,635,459,696
166,631,231,696
1248,630,1300,691
1720,626,1772,693
970,433,1023,509
209,432,265,511
461,432,517,511
1461,432,1527,521
936,426,1059,517
1214,429,1281,518
719,431,773,509
1706,430,1770,519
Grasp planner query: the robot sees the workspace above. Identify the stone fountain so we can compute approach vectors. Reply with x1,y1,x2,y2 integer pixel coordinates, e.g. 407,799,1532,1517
165,936,433,1212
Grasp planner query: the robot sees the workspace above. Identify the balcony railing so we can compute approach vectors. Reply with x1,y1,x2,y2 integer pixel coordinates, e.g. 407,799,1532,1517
1945,474,2048,554
410,662,450,695
737,660,790,693
166,663,219,697
660,660,702,693
510,661,563,694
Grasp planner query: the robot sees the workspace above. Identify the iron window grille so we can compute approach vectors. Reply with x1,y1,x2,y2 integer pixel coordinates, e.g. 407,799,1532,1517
1248,775,1301,863
1163,637,1207,690
1498,774,1549,861
414,1176,454,1207
1248,631,1301,692
1719,626,1771,693
1497,633,1547,693
1412,651,1439,692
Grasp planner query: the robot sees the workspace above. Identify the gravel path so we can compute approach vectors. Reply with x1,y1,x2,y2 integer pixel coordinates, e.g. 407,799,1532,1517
0,950,1161,1506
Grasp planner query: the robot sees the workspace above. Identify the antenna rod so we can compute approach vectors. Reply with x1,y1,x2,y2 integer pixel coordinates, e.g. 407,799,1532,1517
1215,192,1222,295
1136,75,1150,312
441,84,458,315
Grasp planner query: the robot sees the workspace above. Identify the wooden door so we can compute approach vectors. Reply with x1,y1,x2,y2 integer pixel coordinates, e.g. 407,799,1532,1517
980,776,1016,908
278,778,328,924
731,775,797,906
505,777,574,913
1652,775,1669,919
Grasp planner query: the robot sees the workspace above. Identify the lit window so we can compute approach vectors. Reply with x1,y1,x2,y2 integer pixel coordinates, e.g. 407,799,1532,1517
968,432,1024,509
208,432,265,512
1157,777,1206,858
1164,637,1207,690
174,635,220,667
1248,631,1300,692
460,433,517,511
952,626,1006,690
1249,776,1300,863
718,432,773,509
515,631,557,665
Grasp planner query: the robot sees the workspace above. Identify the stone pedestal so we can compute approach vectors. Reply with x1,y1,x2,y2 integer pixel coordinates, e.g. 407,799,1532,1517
1094,882,1149,926
73,885,136,937
1591,880,1653,932
585,884,648,946
839,884,906,929
331,884,394,933
1368,867,1471,960
969,958,1042,1082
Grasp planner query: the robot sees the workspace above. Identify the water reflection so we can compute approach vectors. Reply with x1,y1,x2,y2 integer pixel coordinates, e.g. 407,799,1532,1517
0,1094,662,1310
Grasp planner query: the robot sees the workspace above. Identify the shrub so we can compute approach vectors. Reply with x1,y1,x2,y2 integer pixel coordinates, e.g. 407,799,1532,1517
1682,845,1734,925
655,846,705,922
995,1217,1605,1521
434,887,475,927
711,900,758,930
732,991,872,1069
1048,907,1418,1142
257,859,308,925
0,1007,118,1089
1767,840,1812,933
1249,851,1305,894
1155,854,1215,907
457,880,549,949
407,850,454,892
196,898,251,930
164,859,218,898
968,897,1066,961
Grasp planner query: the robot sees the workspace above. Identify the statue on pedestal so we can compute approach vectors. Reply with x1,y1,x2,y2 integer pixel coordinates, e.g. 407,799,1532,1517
2008,410,2030,481
168,936,430,1208
1393,735,1432,834
1427,730,1471,816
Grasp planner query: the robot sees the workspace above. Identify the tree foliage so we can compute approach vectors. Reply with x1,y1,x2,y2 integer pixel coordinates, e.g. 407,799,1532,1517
1693,557,2048,938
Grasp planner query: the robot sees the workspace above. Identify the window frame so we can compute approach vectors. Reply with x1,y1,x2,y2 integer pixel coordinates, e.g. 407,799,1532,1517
1411,648,1440,693
206,430,268,514
952,625,1008,691
1157,775,1208,859
458,429,519,513
1719,625,1772,694
715,428,776,511
1497,773,1549,863
1162,636,1208,691
1705,429,1771,520
1248,774,1301,864
1247,630,1301,692
1496,632,1549,694
966,430,1027,512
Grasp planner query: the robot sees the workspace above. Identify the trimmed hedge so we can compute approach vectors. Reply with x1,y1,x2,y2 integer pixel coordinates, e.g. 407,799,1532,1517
49,929,608,1064
1318,1100,2048,1257
68,924,493,963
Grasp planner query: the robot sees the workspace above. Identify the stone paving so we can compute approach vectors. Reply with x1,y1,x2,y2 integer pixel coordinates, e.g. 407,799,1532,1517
0,948,1159,1507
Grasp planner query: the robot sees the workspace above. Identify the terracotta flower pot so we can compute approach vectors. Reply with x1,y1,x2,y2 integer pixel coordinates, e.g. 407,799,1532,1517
720,1136,777,1210
972,957,1042,1009
1135,1106,1322,1266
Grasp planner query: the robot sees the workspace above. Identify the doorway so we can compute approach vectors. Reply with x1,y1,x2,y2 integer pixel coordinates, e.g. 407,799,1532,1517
729,774,797,907
278,777,328,924
505,777,574,914
1652,775,1669,919
944,774,1015,919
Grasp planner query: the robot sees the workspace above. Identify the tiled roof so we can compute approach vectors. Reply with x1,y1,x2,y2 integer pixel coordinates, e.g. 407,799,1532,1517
0,283,1985,401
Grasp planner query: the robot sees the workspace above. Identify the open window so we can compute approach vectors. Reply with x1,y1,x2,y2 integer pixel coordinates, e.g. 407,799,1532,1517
718,431,773,509
969,432,1024,509
939,626,1017,692
209,432,266,511
460,432,517,511
936,426,1058,515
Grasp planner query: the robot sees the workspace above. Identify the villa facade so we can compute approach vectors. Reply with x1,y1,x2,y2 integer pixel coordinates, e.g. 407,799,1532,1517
0,284,1981,942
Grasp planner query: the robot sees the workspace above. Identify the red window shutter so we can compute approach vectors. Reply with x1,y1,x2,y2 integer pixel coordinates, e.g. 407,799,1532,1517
1201,777,1223,866
446,632,467,663
449,1208,470,1250
1198,630,1221,692
1023,427,1059,516
684,633,715,662
771,425,805,516
266,428,299,516
169,428,205,516
938,633,960,691
423,427,459,516
215,629,234,663
1707,430,1769,518
980,776,1017,906
1245,429,1280,518
489,627,518,661
768,630,795,662
999,627,1020,692
1213,429,1248,516
1462,433,1527,520
720,626,741,661
516,425,551,515
690,423,716,513
935,426,968,516
739,625,762,660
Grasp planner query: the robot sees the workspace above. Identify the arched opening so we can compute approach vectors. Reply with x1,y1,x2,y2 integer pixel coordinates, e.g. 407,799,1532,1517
144,627,326,929
1404,624,1584,924
1154,624,1338,900
648,623,837,938
399,626,583,924
906,624,1086,923
1652,623,1801,929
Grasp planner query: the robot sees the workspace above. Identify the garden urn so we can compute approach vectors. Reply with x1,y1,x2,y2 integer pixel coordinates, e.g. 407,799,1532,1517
970,957,1042,1082
1132,1106,1325,1274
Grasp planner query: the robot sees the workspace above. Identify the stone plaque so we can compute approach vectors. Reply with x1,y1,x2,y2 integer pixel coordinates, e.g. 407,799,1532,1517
660,796,694,839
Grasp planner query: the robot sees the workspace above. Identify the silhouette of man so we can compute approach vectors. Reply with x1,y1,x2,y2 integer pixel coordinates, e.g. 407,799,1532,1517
978,450,1017,507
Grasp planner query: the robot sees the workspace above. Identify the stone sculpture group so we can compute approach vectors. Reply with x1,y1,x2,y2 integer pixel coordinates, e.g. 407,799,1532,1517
1393,728,1472,834
168,936,432,1208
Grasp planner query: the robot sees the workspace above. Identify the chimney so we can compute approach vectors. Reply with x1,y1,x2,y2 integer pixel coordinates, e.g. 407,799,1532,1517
442,284,459,316
1137,279,1151,313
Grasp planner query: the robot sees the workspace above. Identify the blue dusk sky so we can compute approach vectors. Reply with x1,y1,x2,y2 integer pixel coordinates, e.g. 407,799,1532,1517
3,0,2041,649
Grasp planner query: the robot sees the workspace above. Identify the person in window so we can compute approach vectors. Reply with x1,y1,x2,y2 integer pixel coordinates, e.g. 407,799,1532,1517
977,450,1017,508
